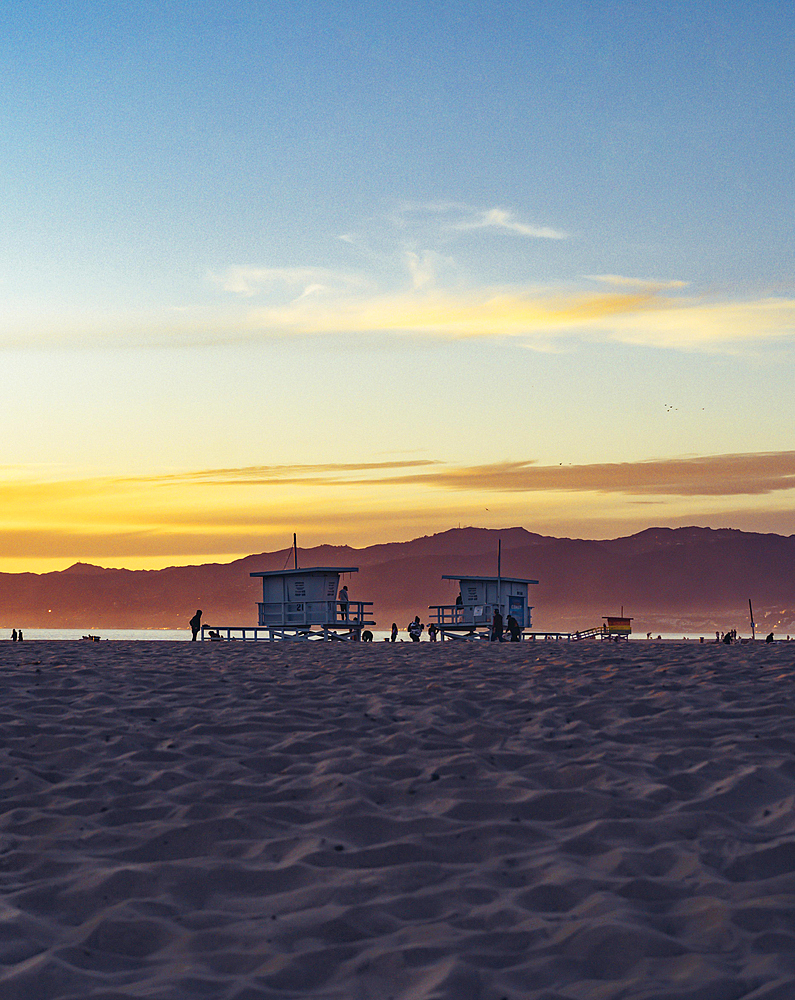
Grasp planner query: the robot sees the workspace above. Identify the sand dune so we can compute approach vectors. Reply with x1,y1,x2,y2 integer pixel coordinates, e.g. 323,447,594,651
1,640,795,998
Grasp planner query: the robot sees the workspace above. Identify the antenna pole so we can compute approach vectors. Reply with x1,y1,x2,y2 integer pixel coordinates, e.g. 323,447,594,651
497,539,502,613
749,598,755,640
293,533,298,570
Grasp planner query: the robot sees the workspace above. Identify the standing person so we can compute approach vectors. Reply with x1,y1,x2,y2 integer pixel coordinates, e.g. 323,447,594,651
407,616,424,641
428,623,438,642
491,608,504,642
189,609,202,641
506,615,521,642
390,623,398,643
339,585,349,620
11,629,16,641
18,630,23,641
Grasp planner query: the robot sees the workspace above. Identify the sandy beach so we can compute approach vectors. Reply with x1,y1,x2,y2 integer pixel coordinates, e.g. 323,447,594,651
2,640,795,999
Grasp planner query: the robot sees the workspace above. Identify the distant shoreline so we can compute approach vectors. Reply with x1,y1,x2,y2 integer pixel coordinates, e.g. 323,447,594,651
1,629,789,643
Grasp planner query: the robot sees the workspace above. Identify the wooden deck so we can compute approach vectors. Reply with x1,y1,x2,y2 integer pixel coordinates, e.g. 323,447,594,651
203,600,375,641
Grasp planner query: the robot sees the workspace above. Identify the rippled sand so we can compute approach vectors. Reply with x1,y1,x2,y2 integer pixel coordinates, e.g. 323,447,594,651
2,639,795,999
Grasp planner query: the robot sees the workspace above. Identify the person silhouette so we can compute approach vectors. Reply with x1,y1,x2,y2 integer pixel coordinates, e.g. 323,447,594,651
407,616,424,641
189,610,202,641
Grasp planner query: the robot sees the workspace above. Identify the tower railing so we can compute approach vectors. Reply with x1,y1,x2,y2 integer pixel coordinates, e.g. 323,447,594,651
428,604,524,626
257,599,374,627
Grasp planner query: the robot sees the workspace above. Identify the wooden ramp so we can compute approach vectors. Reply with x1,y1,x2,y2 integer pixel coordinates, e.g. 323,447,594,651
525,627,604,642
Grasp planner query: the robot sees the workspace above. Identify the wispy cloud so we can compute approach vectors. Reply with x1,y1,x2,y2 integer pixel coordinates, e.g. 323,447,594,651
2,288,793,358
229,284,795,351
7,452,795,500
0,460,441,504
369,452,795,497
404,250,454,290
208,267,367,298
136,460,442,487
396,201,568,240
598,297,795,350
452,207,568,240
152,451,795,497
585,274,688,290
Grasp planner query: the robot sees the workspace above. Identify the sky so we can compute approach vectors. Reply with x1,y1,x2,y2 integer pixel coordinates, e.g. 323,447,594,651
1,0,795,573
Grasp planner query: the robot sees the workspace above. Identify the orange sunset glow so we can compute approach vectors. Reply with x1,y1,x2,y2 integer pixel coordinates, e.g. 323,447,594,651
1,2,794,574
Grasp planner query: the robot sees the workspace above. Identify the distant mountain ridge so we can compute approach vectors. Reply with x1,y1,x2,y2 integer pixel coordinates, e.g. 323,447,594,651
3,526,795,633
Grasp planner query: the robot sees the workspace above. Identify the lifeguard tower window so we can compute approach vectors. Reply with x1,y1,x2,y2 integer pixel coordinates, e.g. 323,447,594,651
508,594,526,627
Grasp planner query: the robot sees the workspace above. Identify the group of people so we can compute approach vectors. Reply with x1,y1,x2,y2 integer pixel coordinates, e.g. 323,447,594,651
9,629,23,641
401,617,436,642
718,629,775,644
490,609,522,641
387,618,438,642
392,609,523,642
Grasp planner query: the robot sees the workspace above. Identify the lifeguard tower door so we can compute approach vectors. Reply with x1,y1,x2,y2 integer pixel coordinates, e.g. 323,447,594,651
508,594,525,626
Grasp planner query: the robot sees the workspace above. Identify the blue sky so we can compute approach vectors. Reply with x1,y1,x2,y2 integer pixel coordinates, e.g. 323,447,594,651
1,1,794,570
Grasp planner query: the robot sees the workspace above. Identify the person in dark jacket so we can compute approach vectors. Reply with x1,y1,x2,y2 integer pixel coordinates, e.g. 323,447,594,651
506,615,521,641
407,616,424,641
189,609,202,641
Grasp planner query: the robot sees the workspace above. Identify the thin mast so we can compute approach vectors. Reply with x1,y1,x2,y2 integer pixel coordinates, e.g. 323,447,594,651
749,598,755,640
497,539,502,613
293,533,298,570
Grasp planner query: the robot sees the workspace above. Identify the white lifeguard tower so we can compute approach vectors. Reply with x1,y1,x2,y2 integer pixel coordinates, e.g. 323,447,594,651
428,574,538,641
202,566,375,641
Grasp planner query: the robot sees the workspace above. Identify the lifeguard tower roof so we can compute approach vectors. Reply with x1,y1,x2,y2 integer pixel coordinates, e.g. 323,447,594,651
441,575,539,585
250,567,359,578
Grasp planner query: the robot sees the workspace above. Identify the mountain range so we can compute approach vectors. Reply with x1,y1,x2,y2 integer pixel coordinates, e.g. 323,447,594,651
3,526,795,635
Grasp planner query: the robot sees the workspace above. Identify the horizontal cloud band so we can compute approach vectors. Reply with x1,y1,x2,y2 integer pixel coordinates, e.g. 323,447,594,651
6,450,792,500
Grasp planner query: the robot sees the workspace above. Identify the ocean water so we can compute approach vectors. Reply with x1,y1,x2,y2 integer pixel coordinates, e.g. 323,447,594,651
1,628,192,642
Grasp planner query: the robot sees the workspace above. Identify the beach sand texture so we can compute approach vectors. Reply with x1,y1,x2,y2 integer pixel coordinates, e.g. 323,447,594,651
2,641,795,1000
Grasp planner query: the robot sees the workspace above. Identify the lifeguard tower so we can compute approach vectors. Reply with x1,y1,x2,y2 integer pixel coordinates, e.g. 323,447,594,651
202,566,375,641
428,574,538,641
251,567,374,640
602,616,632,641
